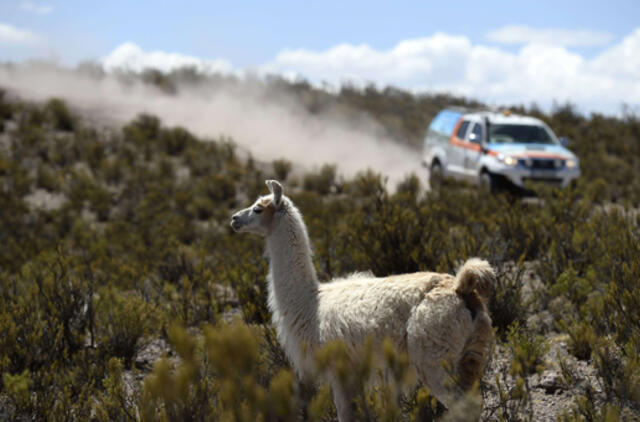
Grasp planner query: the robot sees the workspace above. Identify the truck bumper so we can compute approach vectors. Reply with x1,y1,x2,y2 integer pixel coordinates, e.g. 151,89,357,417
495,166,581,189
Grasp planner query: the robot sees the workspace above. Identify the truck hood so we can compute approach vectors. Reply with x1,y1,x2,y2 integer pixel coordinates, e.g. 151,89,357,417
486,143,576,159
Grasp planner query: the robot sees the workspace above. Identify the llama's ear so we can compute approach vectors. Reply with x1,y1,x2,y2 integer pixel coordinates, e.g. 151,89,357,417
265,180,283,205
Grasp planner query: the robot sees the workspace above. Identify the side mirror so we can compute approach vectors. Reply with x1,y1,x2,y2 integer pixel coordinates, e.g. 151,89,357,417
469,133,482,144
559,137,569,147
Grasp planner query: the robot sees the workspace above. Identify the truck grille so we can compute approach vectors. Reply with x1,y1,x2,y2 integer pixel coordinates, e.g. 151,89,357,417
520,158,563,169
532,159,554,169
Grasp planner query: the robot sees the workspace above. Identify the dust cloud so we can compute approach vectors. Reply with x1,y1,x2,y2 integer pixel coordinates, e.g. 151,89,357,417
0,64,424,187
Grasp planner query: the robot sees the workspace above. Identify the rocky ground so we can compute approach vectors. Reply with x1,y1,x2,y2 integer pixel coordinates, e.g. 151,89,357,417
478,262,605,421
481,334,603,421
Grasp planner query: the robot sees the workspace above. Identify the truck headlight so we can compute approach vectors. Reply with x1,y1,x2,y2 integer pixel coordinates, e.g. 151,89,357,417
566,159,578,168
504,156,518,166
497,154,518,166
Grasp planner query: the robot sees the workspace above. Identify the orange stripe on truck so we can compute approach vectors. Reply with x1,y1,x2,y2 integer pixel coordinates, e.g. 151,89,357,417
449,119,482,152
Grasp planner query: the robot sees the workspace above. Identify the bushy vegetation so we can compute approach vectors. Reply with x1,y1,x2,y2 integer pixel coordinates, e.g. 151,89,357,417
0,81,639,421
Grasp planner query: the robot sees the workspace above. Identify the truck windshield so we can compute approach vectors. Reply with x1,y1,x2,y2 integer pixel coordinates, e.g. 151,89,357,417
489,124,556,145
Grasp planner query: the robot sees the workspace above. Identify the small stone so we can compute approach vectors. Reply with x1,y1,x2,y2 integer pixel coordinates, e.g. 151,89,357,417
212,283,239,307
221,307,243,323
537,370,564,394
134,338,171,369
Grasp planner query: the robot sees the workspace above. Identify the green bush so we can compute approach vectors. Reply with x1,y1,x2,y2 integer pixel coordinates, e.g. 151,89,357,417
139,323,298,421
36,163,61,191
95,287,159,366
272,158,292,181
160,126,196,156
303,163,337,195
45,98,74,131
0,87,14,123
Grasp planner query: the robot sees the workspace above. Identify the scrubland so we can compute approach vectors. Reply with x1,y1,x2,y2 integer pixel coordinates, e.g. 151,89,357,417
0,75,639,421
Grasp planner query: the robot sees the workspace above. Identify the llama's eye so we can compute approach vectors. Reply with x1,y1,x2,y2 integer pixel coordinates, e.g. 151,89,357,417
253,207,263,214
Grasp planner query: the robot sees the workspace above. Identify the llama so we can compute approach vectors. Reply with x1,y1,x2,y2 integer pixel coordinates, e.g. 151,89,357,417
230,180,494,420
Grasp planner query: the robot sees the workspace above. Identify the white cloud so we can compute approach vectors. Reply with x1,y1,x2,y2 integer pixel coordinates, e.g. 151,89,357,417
267,33,471,86
100,28,640,115
590,28,640,78
0,22,39,45
486,25,613,47
102,42,233,74
261,29,640,114
20,1,53,15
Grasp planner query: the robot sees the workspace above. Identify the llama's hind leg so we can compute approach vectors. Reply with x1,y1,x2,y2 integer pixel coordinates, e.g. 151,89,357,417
331,379,354,422
406,292,470,409
413,362,459,409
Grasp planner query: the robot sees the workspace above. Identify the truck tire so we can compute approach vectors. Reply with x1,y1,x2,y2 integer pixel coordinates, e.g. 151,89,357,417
480,171,496,193
430,161,443,190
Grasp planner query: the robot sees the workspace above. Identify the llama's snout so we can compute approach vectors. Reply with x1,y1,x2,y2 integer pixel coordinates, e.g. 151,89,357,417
230,213,243,231
230,203,272,236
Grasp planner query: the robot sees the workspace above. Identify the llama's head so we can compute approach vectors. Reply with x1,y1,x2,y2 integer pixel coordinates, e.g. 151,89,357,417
230,180,285,236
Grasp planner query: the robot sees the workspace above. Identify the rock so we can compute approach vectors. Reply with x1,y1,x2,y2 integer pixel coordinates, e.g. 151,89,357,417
134,338,171,370
537,370,565,394
0,394,17,422
221,307,243,324
212,283,239,307
23,188,67,211
527,310,555,334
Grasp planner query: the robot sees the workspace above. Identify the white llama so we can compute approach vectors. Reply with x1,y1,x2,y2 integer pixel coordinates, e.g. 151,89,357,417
230,180,494,420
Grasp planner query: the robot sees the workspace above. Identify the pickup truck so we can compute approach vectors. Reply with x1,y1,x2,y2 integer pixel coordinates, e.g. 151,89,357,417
422,109,580,191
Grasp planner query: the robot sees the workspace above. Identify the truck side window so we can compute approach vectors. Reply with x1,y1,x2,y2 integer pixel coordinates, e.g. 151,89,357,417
470,123,483,144
456,121,470,139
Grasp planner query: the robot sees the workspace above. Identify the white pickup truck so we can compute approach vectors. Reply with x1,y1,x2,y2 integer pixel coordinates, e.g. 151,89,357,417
422,109,580,191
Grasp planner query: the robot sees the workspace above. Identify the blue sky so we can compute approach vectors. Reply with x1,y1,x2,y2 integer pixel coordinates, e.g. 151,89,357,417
1,0,639,114
2,0,639,63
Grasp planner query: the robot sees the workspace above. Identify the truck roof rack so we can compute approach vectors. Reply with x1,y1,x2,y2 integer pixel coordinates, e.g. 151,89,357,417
445,105,514,116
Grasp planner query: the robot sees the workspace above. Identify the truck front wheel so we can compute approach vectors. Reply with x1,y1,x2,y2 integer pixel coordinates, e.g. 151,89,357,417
430,161,443,190
480,171,497,193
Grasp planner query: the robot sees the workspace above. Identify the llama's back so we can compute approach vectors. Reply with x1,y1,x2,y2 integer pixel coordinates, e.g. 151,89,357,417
316,271,448,346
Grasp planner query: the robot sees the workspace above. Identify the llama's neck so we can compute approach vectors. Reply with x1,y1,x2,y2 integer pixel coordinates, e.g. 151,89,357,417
265,204,319,317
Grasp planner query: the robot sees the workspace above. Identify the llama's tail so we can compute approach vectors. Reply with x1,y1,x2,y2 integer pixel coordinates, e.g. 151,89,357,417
454,258,495,392
454,257,494,301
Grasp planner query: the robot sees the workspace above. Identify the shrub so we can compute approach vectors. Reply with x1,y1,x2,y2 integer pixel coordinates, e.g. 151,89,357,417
123,113,161,160
2,370,32,411
36,163,61,191
139,323,298,421
489,263,527,336
491,323,548,421
198,172,236,203
160,126,196,156
92,357,139,421
67,171,113,221
272,158,292,181
95,288,159,366
0,87,14,123
45,98,74,131
303,163,337,194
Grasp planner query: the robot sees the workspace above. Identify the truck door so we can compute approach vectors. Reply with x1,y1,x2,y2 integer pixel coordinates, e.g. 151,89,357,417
465,122,484,175
448,119,471,177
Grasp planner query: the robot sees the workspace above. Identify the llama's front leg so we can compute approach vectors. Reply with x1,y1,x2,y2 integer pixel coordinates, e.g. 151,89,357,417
331,379,354,422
